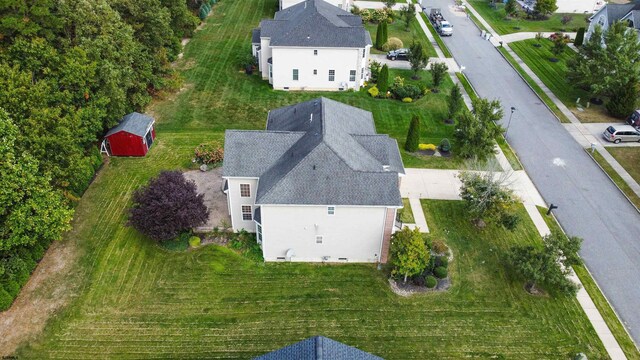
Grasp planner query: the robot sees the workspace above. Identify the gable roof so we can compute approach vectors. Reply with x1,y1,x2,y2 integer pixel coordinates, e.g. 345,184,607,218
254,336,383,360
256,0,371,48
591,1,640,26
223,98,404,207
105,112,154,138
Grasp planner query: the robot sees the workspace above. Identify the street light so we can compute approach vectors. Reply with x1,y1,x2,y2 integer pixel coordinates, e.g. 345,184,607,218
504,106,516,138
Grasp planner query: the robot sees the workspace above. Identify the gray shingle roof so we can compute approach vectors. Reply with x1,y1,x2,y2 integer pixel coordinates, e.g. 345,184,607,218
105,112,154,137
252,28,261,44
254,336,383,360
596,1,640,25
222,98,404,207
256,0,371,48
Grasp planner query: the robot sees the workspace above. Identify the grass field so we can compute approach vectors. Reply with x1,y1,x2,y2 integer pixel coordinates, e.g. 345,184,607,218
467,0,587,35
399,198,415,223
8,0,616,357
588,149,640,210
366,17,438,57
498,46,571,123
538,208,640,359
607,147,640,184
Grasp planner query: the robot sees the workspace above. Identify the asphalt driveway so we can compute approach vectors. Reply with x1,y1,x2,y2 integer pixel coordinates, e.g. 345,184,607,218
426,1,640,344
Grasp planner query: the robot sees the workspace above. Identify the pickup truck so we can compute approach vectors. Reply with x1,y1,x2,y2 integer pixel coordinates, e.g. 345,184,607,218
429,8,453,36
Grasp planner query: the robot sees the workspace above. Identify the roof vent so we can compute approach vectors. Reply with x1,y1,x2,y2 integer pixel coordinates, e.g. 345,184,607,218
310,113,313,123
294,107,297,114
313,165,316,170
383,165,390,171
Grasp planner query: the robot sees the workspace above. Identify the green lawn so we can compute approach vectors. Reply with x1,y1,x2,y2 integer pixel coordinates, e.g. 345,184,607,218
399,198,415,223
365,16,438,57
467,0,587,35
537,207,640,359
498,45,571,123
588,149,640,210
607,147,640,185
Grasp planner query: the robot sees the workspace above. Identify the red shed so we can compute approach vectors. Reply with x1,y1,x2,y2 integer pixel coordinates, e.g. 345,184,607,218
103,112,156,157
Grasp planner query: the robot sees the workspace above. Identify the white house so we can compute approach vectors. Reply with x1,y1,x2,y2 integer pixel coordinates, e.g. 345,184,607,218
222,98,405,263
251,0,372,91
280,0,352,10
585,2,640,43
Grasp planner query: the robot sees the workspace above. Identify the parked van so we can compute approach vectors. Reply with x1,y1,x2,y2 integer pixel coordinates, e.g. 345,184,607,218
627,109,640,128
602,125,640,144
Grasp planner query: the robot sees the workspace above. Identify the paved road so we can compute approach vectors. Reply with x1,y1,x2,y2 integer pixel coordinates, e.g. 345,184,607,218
427,1,640,344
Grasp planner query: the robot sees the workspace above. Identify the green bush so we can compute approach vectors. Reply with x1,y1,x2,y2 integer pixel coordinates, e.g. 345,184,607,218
378,65,389,94
404,115,420,152
439,138,451,152
425,275,437,288
402,97,412,103
393,84,421,100
3,280,20,297
368,86,379,98
160,232,191,251
189,236,201,248
500,213,521,231
434,266,448,279
435,255,448,268
574,27,585,47
0,287,13,311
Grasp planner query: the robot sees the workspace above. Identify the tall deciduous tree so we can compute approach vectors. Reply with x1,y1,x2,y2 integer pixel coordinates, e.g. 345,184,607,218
408,41,428,79
429,62,448,91
399,5,415,31
568,22,640,118
405,115,420,152
533,0,557,18
458,169,519,229
129,171,209,241
448,83,463,120
454,98,503,161
390,227,429,283
504,0,517,17
507,231,582,295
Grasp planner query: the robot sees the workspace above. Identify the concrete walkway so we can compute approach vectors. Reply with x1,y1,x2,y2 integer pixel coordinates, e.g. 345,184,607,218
353,1,407,10
370,54,460,72
463,0,640,201
404,198,430,233
500,31,576,43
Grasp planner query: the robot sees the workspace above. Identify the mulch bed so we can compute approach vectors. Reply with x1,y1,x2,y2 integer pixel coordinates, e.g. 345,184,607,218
389,278,451,297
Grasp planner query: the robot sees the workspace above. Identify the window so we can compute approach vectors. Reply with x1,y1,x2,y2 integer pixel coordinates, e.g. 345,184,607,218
240,184,251,197
362,48,366,58
327,206,335,215
242,205,252,221
361,67,364,79
268,64,272,79
293,69,299,81
316,235,323,244
349,70,356,82
313,69,317,75
257,224,263,244
314,49,318,55
328,70,335,81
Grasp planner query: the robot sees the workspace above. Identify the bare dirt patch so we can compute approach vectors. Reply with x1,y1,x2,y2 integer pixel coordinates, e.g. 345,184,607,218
0,237,80,356
184,167,231,231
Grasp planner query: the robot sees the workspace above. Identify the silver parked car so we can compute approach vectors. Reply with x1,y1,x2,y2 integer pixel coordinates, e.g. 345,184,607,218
603,125,640,144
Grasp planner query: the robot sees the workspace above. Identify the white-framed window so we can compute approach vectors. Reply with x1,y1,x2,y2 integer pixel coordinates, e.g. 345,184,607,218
316,235,323,244
349,70,356,82
240,183,251,197
327,206,335,215
362,48,366,58
313,69,317,75
257,224,263,244
268,64,272,79
314,49,318,55
293,69,299,81
361,67,364,79
328,70,335,81
242,205,252,221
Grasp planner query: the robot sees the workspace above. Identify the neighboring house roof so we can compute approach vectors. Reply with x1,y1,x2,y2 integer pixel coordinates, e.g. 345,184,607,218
106,112,154,137
223,97,404,207
255,0,371,48
254,336,383,360
590,1,640,28
252,28,261,44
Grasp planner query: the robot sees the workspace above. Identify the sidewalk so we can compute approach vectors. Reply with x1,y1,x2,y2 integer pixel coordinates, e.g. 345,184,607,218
461,0,640,201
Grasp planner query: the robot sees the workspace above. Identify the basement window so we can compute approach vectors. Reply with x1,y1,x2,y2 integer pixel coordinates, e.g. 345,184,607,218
316,235,323,244
327,206,335,215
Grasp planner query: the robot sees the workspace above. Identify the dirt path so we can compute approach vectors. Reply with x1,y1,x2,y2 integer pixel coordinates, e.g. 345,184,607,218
0,237,80,356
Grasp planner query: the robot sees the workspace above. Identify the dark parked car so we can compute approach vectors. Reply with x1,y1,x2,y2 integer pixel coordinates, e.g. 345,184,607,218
387,48,408,61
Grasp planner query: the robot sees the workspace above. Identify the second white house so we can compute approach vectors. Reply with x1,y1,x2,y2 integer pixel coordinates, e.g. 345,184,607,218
252,0,372,91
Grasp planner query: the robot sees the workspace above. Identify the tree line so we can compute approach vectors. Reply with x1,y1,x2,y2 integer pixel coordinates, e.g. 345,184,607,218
0,0,204,310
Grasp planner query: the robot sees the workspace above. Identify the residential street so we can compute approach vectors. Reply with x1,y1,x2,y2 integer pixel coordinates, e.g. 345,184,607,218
427,0,640,344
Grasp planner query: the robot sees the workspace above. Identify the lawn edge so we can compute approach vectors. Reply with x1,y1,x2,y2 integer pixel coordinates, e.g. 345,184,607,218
585,149,640,212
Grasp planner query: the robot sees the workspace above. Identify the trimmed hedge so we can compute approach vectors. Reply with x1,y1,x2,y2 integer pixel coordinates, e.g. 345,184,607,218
425,275,437,288
434,266,448,279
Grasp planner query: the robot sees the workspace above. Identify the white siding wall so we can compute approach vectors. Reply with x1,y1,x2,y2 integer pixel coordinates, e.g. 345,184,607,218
260,205,387,262
225,177,258,232
280,0,352,10
271,46,369,91
259,38,272,80
585,8,608,42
